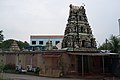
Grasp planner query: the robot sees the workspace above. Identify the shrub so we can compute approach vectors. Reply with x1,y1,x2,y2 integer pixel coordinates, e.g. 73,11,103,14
4,64,15,70
35,67,40,74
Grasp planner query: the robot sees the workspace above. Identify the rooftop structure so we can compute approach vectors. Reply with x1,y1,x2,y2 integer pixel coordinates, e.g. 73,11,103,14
30,35,64,50
30,35,64,47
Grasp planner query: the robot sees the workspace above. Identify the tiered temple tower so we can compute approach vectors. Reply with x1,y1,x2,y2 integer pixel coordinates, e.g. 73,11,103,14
9,40,20,51
62,4,96,51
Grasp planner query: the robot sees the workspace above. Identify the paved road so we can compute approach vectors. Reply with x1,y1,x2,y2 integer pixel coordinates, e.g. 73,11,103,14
1,73,84,80
1,73,119,80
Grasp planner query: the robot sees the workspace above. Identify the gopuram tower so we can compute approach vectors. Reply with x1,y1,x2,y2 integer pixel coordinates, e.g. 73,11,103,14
62,4,97,51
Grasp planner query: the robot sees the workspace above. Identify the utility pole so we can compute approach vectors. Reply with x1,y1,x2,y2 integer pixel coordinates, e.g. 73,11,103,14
118,19,120,36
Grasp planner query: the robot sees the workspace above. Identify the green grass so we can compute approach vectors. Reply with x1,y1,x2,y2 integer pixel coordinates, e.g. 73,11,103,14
0,78,11,80
0,78,5,80
0,77,10,80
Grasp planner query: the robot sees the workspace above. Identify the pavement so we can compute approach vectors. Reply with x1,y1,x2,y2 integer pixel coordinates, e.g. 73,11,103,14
0,73,85,80
0,73,120,80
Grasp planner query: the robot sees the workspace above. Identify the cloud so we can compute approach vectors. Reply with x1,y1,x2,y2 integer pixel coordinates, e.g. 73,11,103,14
0,0,120,44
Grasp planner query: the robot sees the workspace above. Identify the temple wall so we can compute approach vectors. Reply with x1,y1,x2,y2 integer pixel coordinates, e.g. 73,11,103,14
0,53,6,65
0,51,119,77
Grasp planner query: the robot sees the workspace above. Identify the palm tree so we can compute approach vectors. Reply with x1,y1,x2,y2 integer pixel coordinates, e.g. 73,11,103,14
109,35,120,53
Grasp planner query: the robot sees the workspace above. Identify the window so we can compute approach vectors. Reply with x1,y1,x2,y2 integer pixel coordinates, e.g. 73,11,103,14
39,41,43,45
32,41,36,45
56,41,60,45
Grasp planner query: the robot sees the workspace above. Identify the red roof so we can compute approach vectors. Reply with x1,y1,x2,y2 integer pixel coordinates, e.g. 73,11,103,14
30,35,64,39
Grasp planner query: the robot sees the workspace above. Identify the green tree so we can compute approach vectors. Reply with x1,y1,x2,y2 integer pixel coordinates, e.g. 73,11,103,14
98,42,112,50
0,30,4,50
0,39,13,50
109,35,120,53
0,30,4,42
98,35,120,53
0,39,29,51
17,41,29,49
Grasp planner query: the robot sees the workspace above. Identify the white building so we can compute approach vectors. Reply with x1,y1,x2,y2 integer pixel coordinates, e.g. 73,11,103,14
30,35,64,47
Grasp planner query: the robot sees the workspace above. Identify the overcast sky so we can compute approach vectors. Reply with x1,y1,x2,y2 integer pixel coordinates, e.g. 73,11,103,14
0,0,120,45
